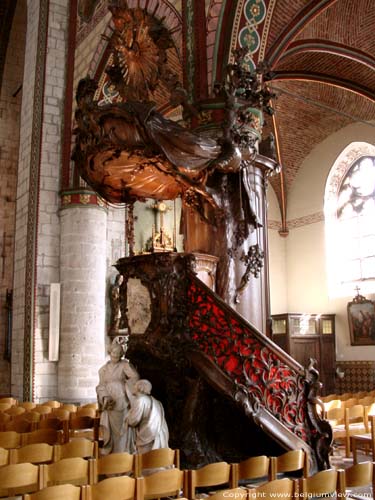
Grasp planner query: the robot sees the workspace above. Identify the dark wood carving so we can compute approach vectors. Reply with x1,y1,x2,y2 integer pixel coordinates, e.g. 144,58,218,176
72,2,279,227
72,1,282,329
116,253,332,472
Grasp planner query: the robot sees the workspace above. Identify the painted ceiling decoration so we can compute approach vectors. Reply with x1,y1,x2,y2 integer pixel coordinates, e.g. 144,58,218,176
223,0,375,233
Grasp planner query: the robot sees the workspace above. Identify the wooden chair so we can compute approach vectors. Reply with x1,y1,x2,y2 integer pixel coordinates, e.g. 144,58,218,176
327,406,346,447
21,411,42,424
21,428,65,446
76,407,97,418
356,392,369,399
0,462,40,497
23,483,82,500
323,399,342,417
136,447,180,477
34,405,53,417
358,396,374,408
0,397,17,406
337,461,375,497
81,403,99,410
19,402,37,411
68,415,100,441
340,393,354,401
44,400,61,409
137,467,185,500
0,412,10,429
322,394,337,403
55,437,98,460
39,416,69,443
61,403,78,414
50,408,71,421
299,469,338,498
344,404,368,457
82,475,135,500
5,405,26,417
4,418,34,433
94,452,136,483
364,402,375,431
351,414,375,464
41,456,95,488
248,477,296,499
9,442,54,465
187,461,232,500
343,398,359,409
269,450,307,481
231,455,270,488
0,446,9,466
0,430,22,449
0,402,12,412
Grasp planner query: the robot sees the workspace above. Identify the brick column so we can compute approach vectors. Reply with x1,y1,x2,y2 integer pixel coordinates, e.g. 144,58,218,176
58,198,107,402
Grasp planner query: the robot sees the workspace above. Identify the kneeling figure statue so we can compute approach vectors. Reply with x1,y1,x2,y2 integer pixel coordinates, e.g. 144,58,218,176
126,379,169,454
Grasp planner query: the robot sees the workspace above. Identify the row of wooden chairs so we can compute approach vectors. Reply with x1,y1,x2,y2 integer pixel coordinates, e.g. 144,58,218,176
0,404,98,421
196,462,374,500
0,397,98,410
0,466,180,500
1,460,374,500
0,439,99,467
322,390,375,403
323,396,375,413
0,447,308,496
0,445,309,487
0,415,100,443
0,443,179,476
245,461,375,500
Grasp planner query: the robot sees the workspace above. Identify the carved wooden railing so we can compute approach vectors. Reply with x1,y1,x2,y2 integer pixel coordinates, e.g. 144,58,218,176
118,252,332,473
186,274,332,473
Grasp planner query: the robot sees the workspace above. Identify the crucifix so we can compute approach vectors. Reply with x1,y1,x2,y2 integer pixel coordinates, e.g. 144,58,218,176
149,201,175,252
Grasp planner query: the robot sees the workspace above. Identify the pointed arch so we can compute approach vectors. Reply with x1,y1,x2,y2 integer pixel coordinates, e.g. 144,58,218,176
325,142,375,297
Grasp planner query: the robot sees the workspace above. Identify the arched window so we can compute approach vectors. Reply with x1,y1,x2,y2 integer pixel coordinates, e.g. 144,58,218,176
325,143,375,297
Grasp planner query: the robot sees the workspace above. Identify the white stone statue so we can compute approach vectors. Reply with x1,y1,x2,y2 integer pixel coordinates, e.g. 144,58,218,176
126,379,169,454
96,338,139,454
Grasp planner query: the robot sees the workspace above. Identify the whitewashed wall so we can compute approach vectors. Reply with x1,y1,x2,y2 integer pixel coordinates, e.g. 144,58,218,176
268,121,375,361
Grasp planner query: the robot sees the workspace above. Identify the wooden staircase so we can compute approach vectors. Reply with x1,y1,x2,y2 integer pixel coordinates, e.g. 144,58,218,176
117,252,332,473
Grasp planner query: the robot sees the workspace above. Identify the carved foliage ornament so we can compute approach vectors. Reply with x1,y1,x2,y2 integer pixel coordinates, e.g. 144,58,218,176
104,0,180,103
187,279,320,448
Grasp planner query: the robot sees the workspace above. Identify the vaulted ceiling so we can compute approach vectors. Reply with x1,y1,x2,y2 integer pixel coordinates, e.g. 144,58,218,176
1,0,374,233
252,0,375,230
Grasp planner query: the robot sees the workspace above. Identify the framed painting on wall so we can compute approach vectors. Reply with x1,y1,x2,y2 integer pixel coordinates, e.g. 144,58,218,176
347,291,375,345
